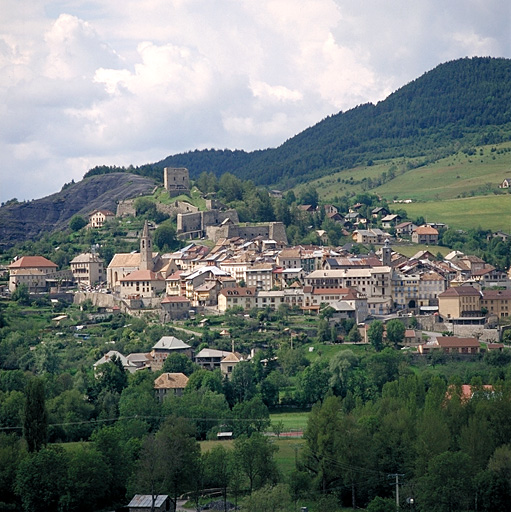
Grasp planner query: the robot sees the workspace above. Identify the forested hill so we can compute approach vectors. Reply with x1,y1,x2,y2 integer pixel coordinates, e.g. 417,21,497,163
86,57,511,188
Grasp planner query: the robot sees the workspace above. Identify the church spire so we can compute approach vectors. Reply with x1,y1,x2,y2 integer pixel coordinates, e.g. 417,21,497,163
140,220,153,271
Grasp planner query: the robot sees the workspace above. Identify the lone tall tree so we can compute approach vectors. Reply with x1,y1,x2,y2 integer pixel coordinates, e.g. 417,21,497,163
23,378,48,452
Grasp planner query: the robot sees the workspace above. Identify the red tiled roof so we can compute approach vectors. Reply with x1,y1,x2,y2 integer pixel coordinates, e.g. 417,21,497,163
9,256,57,269
436,336,480,348
438,286,480,297
220,287,257,297
154,373,189,389
415,226,439,235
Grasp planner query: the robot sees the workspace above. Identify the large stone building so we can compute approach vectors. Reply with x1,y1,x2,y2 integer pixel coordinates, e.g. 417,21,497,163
438,286,481,319
8,256,58,292
164,167,190,197
70,253,105,287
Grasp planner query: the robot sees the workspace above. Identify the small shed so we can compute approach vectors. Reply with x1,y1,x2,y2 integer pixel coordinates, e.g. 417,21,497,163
127,494,170,512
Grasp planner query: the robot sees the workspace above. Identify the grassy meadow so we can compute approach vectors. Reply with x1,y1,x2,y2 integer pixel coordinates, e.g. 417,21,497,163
303,141,511,232
398,194,511,232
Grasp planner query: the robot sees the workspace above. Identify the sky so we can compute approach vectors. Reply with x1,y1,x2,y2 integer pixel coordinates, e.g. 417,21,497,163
1,0,510,203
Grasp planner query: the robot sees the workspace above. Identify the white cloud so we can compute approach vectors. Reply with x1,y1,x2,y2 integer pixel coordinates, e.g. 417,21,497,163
0,0,510,202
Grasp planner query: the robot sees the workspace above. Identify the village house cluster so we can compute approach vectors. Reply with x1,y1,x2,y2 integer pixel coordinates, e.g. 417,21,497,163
7,197,511,327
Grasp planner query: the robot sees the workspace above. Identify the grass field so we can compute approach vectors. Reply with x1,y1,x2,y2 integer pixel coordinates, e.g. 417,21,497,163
398,194,511,231
392,243,450,258
301,141,511,232
375,145,511,202
200,437,304,476
269,410,309,432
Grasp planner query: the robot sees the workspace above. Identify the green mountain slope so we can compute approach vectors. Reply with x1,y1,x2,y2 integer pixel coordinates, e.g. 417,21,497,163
86,57,511,188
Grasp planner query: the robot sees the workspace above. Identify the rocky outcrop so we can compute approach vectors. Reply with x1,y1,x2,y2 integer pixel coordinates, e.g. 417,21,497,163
0,173,158,248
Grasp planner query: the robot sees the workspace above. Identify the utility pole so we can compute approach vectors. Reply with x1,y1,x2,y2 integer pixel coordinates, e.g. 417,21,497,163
388,473,404,510
395,473,399,510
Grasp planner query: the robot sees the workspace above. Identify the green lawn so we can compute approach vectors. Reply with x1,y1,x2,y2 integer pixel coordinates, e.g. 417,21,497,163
200,437,304,477
398,194,511,231
392,243,450,258
376,143,511,202
269,411,309,432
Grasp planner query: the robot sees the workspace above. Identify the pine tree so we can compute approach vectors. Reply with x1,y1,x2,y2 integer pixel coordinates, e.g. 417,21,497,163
23,378,48,452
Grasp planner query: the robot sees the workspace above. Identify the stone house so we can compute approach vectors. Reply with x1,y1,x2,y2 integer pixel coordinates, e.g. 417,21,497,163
88,209,115,228
119,270,165,299
70,252,105,287
220,352,244,378
8,255,58,292
150,336,193,371
217,287,257,312
395,221,417,236
481,289,511,318
154,373,189,401
438,286,481,319
195,348,232,370
160,295,191,320
412,226,439,244
93,350,138,374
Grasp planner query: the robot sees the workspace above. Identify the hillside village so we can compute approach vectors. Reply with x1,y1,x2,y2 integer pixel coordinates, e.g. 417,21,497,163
6,168,511,362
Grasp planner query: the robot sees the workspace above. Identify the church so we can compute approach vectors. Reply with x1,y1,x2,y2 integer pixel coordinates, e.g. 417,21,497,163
107,221,166,297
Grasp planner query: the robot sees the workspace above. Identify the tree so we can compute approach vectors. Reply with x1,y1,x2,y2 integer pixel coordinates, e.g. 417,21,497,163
418,451,473,512
346,323,362,343
234,433,279,493
231,361,256,403
15,446,68,512
232,396,270,437
299,187,319,208
64,444,111,512
136,417,201,512
329,350,359,398
298,361,331,405
134,434,167,512
316,318,330,342
385,319,405,347
92,425,133,504
0,433,23,505
368,320,384,351
23,377,48,452
94,355,128,396
204,445,232,512
366,497,396,512
158,417,201,510
185,369,223,394
162,352,197,376
241,483,293,512
11,283,30,305
69,214,87,231
301,396,342,493
259,377,280,408
153,222,178,252
162,388,229,440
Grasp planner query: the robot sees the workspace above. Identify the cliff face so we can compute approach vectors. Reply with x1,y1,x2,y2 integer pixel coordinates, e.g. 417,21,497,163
0,173,158,248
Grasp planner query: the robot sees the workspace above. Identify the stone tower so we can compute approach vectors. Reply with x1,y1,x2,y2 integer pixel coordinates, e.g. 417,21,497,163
164,167,190,197
382,238,392,267
140,220,153,271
